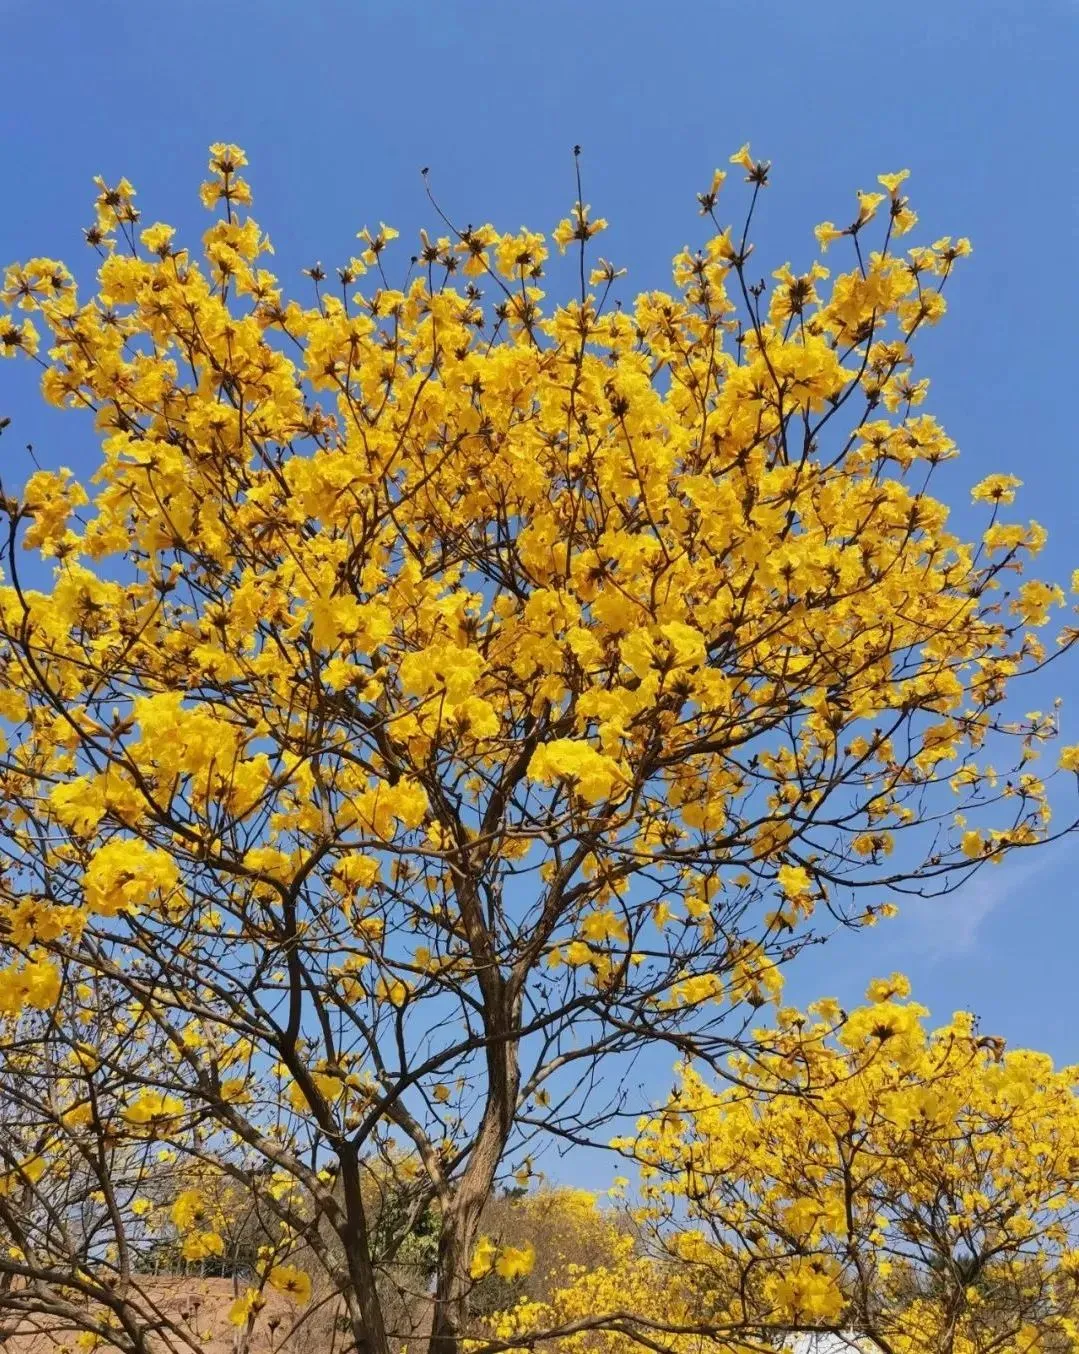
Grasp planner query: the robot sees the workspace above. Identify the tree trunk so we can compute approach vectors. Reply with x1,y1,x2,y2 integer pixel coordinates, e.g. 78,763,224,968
426,1015,520,1354
427,1209,481,1354
338,1152,394,1354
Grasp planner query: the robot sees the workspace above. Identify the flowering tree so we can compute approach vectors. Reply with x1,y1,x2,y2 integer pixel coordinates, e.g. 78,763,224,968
1,142,1077,1354
493,984,1079,1354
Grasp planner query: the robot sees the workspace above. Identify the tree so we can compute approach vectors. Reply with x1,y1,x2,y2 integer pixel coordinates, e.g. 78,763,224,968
1,141,1077,1354
504,983,1078,1354
469,1186,634,1322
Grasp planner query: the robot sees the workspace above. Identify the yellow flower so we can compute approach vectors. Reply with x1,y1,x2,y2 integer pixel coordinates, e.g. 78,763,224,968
139,222,176,255
268,1264,312,1304
878,169,911,195
228,1289,264,1326
971,473,1023,505
776,863,812,898
866,972,911,1003
182,1230,224,1261
170,1188,208,1230
580,910,628,945
374,976,410,1007
855,190,886,225
729,142,755,173
470,1235,498,1279
0,316,39,357
121,1090,185,1128
814,221,845,251
527,739,628,806
495,1242,536,1281
961,830,985,859
697,167,727,214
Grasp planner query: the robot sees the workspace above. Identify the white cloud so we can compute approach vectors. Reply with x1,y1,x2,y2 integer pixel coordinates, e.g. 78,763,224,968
899,839,1074,961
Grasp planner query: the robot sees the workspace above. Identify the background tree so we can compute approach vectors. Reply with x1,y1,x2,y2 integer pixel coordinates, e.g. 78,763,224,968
469,1186,635,1322
496,983,1078,1354
1,142,1077,1354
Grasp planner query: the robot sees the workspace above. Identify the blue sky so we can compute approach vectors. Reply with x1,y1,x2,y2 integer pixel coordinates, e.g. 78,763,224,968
2,0,1078,1073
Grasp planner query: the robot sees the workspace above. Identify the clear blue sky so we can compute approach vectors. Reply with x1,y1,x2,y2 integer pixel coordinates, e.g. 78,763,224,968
2,0,1078,1070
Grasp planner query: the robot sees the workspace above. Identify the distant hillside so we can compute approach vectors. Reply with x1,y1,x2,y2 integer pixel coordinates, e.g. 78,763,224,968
1,1277,304,1354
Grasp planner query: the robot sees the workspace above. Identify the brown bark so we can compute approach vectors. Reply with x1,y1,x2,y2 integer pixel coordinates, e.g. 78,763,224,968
426,995,520,1354
337,1152,394,1354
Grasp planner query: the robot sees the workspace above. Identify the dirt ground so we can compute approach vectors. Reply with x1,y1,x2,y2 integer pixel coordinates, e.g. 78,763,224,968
0,1276,318,1353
